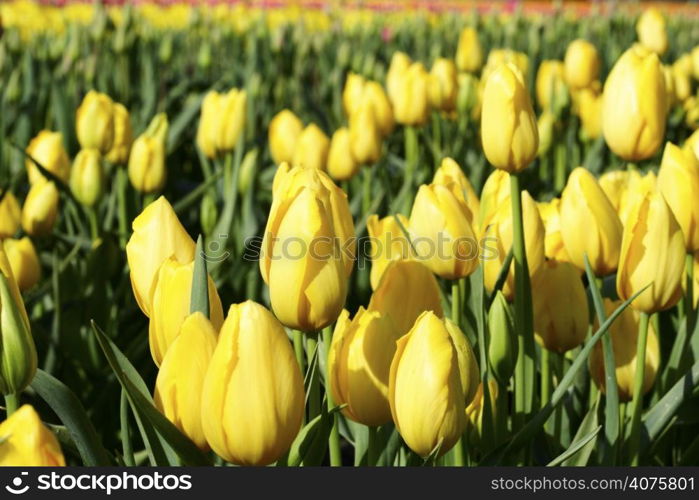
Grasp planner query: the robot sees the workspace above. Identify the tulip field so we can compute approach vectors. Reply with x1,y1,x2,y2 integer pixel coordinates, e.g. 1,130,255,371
2,0,699,469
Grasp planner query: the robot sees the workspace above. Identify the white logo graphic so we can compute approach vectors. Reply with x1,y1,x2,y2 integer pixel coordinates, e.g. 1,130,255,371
5,472,29,495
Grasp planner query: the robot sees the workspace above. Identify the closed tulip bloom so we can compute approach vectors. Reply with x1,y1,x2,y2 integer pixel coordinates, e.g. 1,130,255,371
106,103,133,165
532,260,588,353
464,380,499,446
409,183,479,280
598,168,645,225
25,131,70,185
386,51,412,105
602,45,666,161
154,312,217,449
577,88,603,140
672,62,692,103
484,49,530,81
70,149,104,207
196,91,222,158
479,169,510,234
537,111,555,157
269,109,304,165
564,39,600,90
537,198,571,262
589,299,660,401
661,65,677,109
432,157,480,224
328,308,399,426
292,123,330,171
481,63,538,172
3,238,41,292
487,291,517,385
362,81,394,137
327,128,359,181
368,260,443,335
342,72,366,117
349,99,382,165
128,113,169,193
0,405,65,466
617,187,685,313
149,258,224,366
536,60,568,113
389,311,479,458
76,90,114,154
392,62,430,126
21,179,59,238
217,88,247,152
455,27,483,73
201,301,304,466
366,214,412,290
560,168,623,276
636,7,668,55
483,192,545,300
429,58,458,112
657,142,699,251
0,192,21,239
125,196,195,317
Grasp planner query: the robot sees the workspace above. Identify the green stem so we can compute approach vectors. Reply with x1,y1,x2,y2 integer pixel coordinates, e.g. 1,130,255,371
541,348,551,411
116,168,128,248
451,281,460,327
4,393,19,416
401,126,418,215
432,112,442,160
367,426,379,466
362,164,373,217
322,327,341,466
628,311,650,466
306,335,321,420
293,330,305,374
120,389,134,466
87,207,99,242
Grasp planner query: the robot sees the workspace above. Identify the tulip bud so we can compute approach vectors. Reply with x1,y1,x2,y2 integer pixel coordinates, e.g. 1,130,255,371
70,149,104,207
362,81,394,137
105,103,133,165
636,7,668,56
216,88,247,153
25,131,70,185
21,179,59,238
0,246,37,395
672,61,692,103
487,291,517,385
327,128,360,181
428,58,458,112
464,380,499,446
483,191,545,301
392,62,430,126
386,51,412,106
3,238,41,292
602,45,666,161
0,405,65,466
457,73,481,119
685,128,699,162
564,39,600,90
409,183,479,280
342,72,365,117
349,100,382,165
484,49,530,81
589,299,660,401
577,88,603,140
684,97,699,130
128,113,169,193
479,169,510,233
125,196,195,317
0,192,21,239
268,109,304,165
481,63,538,173
432,157,480,222
537,111,555,157
196,91,221,159
366,214,412,291
559,167,623,276
617,186,685,313
291,123,330,171
201,301,304,466
389,311,479,458
328,308,399,426
154,312,217,449
536,198,571,262
455,27,483,73
76,90,115,154
536,60,568,113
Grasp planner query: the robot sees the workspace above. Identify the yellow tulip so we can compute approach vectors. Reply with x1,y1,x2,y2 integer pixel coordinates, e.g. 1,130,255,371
363,81,394,137
25,130,70,185
564,39,600,90
368,260,443,336
327,127,359,181
636,7,668,56
559,167,623,276
589,299,660,401
389,311,479,458
154,312,217,449
0,405,65,466
349,99,382,165
128,113,169,193
692,45,699,80
684,128,699,162
482,191,545,301
0,192,21,239
328,307,399,426
409,183,479,280
342,72,365,117
76,90,115,154
196,91,222,158
672,61,692,103
535,60,567,113
617,186,685,313
201,301,304,466
684,96,699,130
536,198,571,262
428,58,458,112
366,214,412,291
455,26,483,73
662,65,677,110
483,49,529,81
602,44,666,161
268,109,304,165
217,88,247,153
125,196,195,317
3,238,40,292
457,72,481,120
105,103,133,165
432,157,480,224
292,123,330,171
70,149,104,207
479,169,510,234
537,111,556,157
464,380,498,446
21,178,59,238
576,88,603,141
392,62,430,126
481,63,538,172
386,51,412,106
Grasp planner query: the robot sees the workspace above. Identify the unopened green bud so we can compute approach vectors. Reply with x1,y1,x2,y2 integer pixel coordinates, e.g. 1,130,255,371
487,291,517,386
200,194,218,237
238,149,258,196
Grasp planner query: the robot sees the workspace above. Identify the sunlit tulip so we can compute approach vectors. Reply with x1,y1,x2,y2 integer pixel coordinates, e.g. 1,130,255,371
0,192,21,239
0,405,65,466
366,214,412,290
432,157,480,222
575,88,602,141
661,65,677,110
564,39,600,90
692,45,699,80
537,111,555,157
196,90,222,158
125,196,195,317
154,312,217,449
349,99,382,164
386,51,412,105
479,169,510,234
21,179,59,238
201,301,304,466
389,311,479,458
392,62,430,126
536,198,571,262
457,72,481,120
70,149,104,207
368,260,443,335
464,380,498,446
342,72,365,117
483,49,529,81
292,123,330,171
636,7,668,55
589,299,660,401
25,131,70,185
602,45,666,161
428,58,458,112
105,103,133,165
481,63,538,172
617,186,685,313
327,128,359,181
3,238,40,292
559,167,623,276
363,81,395,137
216,88,247,153
328,307,400,426
685,128,699,161
76,90,115,154
128,113,169,193
672,61,692,103
535,60,568,113
455,27,483,73
269,109,304,165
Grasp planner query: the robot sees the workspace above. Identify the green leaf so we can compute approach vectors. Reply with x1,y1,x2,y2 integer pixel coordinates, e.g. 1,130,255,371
286,403,344,466
31,370,112,466
190,235,209,317
558,394,600,466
